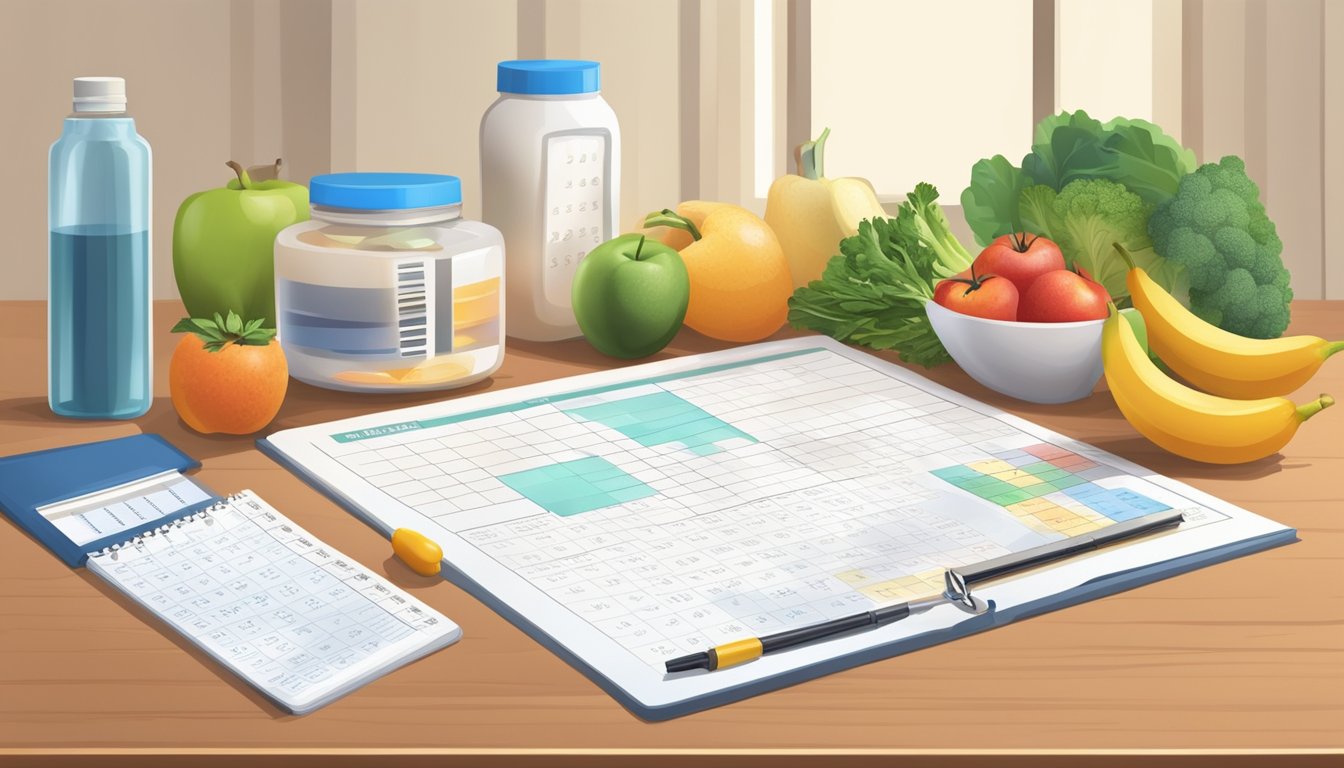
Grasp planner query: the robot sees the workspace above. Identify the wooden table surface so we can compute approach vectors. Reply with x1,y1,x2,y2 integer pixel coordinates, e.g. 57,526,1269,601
1,300,1341,768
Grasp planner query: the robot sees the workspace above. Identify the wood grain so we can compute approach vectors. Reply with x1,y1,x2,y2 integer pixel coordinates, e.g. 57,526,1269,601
1,300,1341,765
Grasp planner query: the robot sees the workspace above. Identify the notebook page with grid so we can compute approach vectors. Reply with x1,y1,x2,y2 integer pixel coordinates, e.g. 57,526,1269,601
260,336,1291,719
85,490,460,714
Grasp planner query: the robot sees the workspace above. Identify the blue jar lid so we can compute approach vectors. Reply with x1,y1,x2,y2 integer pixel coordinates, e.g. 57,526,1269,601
309,173,462,210
497,60,600,95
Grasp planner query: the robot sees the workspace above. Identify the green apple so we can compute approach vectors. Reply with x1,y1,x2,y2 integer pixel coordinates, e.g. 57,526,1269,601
572,234,690,359
173,159,308,326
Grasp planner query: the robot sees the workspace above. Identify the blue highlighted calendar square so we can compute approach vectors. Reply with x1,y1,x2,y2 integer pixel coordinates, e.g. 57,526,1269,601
498,456,655,517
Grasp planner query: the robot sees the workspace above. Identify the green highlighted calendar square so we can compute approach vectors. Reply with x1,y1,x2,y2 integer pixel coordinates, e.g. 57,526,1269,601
989,488,1034,505
498,456,655,517
933,443,1170,533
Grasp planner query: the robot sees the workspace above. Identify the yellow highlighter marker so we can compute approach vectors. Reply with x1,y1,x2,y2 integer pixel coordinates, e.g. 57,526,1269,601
391,528,443,577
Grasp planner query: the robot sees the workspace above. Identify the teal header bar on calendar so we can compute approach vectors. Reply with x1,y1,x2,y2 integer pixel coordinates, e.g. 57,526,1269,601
333,423,424,442
328,347,823,444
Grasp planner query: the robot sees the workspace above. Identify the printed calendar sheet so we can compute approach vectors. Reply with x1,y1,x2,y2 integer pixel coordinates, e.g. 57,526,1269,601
261,337,1292,718
86,490,460,714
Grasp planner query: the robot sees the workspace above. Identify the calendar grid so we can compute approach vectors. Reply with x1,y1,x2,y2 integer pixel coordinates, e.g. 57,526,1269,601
312,349,1218,669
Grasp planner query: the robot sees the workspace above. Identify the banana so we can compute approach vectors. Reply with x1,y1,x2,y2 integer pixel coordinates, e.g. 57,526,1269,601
1102,307,1334,463
1116,244,1344,398
1108,385,1329,464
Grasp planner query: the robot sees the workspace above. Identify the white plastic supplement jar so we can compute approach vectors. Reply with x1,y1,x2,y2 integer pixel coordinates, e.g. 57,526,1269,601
481,59,621,342
274,173,505,392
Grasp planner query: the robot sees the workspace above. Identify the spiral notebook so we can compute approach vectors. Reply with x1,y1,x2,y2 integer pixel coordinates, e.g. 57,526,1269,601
0,435,460,715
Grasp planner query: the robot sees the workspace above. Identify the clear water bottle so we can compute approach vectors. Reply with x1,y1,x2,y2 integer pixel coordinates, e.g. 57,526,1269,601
49,77,152,418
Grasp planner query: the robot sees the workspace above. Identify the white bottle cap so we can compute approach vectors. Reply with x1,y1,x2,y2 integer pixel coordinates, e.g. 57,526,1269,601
73,77,127,113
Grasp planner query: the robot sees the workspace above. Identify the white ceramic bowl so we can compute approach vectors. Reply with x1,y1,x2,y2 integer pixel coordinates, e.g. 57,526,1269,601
925,300,1105,404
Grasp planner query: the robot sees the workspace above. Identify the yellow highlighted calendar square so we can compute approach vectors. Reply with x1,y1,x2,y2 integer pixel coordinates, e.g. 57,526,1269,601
968,459,1015,475
990,469,1032,482
916,570,944,587
833,569,872,586
1011,499,1057,516
1038,510,1084,528
861,580,919,601
1064,520,1104,535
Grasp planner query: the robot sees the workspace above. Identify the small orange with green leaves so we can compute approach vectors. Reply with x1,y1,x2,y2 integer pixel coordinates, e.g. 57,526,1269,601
169,311,288,434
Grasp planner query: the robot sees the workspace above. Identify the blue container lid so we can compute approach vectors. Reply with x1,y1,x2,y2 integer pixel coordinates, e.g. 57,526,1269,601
309,173,462,210
497,60,600,95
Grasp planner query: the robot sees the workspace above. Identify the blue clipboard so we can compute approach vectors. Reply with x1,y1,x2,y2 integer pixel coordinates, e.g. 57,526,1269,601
0,434,215,567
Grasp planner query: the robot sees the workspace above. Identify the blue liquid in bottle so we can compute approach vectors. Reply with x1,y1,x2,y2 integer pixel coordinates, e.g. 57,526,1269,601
49,78,152,419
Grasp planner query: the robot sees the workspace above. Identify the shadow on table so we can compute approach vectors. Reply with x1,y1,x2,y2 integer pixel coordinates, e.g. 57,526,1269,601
380,554,449,591
1083,434,1297,481
0,395,256,461
0,396,134,431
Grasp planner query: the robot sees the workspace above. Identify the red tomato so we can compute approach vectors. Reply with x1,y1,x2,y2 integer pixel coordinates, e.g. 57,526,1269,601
973,233,1064,296
933,271,1019,321
1074,265,1112,304
1018,268,1110,322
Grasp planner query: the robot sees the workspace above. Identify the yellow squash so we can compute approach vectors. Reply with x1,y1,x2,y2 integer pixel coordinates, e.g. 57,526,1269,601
764,128,886,289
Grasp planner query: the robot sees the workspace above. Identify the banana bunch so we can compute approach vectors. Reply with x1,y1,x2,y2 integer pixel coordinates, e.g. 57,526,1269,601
1128,262,1344,399
1105,245,1338,464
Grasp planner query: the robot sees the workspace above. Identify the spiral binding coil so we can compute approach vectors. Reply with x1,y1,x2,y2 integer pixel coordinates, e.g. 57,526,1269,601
94,494,239,560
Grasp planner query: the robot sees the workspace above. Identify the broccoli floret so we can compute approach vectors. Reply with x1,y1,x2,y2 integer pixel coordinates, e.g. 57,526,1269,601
1040,179,1184,305
1149,156,1292,338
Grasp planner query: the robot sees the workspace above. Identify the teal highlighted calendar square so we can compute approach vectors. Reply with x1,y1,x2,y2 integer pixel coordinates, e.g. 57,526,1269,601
932,465,978,481
563,392,754,456
498,456,655,517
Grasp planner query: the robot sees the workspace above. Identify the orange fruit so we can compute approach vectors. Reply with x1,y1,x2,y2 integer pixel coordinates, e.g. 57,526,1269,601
646,201,791,342
169,334,288,434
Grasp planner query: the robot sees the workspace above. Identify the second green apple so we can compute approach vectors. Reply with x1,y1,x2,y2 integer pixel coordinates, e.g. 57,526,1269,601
572,234,690,359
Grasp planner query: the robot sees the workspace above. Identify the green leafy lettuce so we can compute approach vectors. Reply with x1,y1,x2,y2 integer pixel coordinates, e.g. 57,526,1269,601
960,109,1197,305
961,155,1030,247
788,183,972,367
1025,180,1189,305
961,110,1198,247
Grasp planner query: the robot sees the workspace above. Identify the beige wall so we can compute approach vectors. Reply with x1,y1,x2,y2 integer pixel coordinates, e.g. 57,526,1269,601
811,0,1034,200
3,0,232,302
337,0,517,221
3,0,1340,300
1057,0,1156,124
1183,0,1334,300
516,0,684,230
1327,0,1344,299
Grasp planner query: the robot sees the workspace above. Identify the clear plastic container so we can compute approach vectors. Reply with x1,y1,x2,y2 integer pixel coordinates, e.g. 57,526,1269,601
481,60,620,341
48,76,152,419
274,173,504,392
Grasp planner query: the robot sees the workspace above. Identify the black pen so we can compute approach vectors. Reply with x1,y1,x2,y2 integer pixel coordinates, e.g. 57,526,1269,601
665,593,956,673
665,508,1185,674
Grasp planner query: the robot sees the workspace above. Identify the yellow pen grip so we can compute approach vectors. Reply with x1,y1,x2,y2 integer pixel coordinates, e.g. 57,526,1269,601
712,637,763,670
